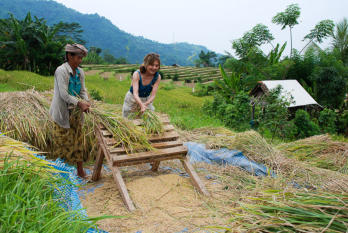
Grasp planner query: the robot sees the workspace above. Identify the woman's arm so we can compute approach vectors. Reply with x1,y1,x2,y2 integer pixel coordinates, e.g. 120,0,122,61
144,74,161,106
132,72,147,112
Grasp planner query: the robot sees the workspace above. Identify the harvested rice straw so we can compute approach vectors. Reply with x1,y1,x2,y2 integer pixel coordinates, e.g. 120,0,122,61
211,130,348,193
129,110,164,135
0,134,60,174
90,108,153,154
0,91,53,152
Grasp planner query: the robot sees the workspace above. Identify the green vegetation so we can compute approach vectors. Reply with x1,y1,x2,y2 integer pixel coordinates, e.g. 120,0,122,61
200,4,347,139
0,12,84,75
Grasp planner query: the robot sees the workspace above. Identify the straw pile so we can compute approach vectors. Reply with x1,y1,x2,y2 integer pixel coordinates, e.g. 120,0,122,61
0,91,52,152
277,134,348,173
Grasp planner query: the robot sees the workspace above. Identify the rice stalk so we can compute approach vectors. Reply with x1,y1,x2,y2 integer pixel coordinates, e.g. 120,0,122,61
129,110,164,134
231,190,348,233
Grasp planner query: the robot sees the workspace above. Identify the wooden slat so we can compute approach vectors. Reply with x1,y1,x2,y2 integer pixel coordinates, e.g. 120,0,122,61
101,124,175,137
109,140,183,155
149,131,179,142
112,146,187,166
106,131,180,146
180,157,210,196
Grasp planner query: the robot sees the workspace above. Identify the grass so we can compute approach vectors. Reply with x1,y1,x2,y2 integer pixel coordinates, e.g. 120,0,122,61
0,69,53,91
0,69,223,130
0,135,96,232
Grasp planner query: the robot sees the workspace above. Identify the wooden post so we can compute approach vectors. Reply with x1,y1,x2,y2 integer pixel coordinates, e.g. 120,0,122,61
111,166,136,211
180,157,210,196
92,146,105,181
151,161,160,172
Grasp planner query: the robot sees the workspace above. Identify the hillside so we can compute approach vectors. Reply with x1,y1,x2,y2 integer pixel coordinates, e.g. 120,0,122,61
0,0,211,65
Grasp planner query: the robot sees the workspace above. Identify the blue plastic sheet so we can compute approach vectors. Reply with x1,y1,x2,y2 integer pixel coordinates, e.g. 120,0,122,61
184,142,275,177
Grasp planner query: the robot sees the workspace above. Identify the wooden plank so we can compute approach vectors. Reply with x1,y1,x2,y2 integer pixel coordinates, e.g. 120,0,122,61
102,124,175,137
109,140,183,155
106,131,180,146
110,166,136,211
180,157,210,196
112,146,187,166
149,131,179,142
92,147,105,181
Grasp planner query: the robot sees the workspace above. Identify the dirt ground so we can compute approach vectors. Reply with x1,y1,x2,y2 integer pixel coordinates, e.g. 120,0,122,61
80,159,238,233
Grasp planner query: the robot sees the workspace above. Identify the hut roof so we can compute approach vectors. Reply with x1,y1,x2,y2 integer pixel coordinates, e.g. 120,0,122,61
250,80,321,108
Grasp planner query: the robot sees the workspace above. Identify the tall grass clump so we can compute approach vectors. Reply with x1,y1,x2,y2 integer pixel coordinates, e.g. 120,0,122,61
0,135,97,232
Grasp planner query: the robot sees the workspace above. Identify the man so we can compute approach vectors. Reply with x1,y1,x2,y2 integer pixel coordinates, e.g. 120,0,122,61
49,43,90,178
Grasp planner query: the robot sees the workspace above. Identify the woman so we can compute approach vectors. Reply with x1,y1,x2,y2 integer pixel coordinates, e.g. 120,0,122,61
49,43,90,178
122,53,162,118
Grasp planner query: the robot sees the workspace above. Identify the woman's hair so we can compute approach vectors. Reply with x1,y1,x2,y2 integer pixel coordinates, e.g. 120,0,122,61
139,53,161,73
65,52,76,62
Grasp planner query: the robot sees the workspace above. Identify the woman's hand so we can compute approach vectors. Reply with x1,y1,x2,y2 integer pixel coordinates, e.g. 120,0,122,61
78,101,90,112
140,103,147,113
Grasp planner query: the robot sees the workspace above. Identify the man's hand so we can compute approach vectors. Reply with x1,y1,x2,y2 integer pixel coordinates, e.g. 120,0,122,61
78,101,90,112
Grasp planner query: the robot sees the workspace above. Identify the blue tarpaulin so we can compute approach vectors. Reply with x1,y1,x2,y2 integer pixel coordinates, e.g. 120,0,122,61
184,142,275,177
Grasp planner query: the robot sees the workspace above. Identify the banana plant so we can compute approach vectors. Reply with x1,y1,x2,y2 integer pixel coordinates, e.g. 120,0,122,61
214,64,242,100
268,42,287,65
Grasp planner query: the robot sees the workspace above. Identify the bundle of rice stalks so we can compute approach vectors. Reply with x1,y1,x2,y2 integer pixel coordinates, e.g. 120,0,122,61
0,134,57,173
140,110,164,135
277,134,348,173
0,91,52,152
90,108,153,153
232,190,348,233
128,110,164,135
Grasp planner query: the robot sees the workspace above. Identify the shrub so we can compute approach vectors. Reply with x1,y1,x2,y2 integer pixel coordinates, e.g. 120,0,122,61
319,108,337,134
172,73,179,81
294,109,320,138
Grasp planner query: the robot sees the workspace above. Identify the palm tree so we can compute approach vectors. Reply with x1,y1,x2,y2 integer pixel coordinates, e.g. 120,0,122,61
332,18,348,64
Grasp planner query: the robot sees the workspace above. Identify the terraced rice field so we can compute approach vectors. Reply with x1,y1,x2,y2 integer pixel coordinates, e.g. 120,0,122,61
83,64,232,85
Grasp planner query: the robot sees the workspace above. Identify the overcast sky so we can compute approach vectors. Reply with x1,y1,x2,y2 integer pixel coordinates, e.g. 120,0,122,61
54,0,348,55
